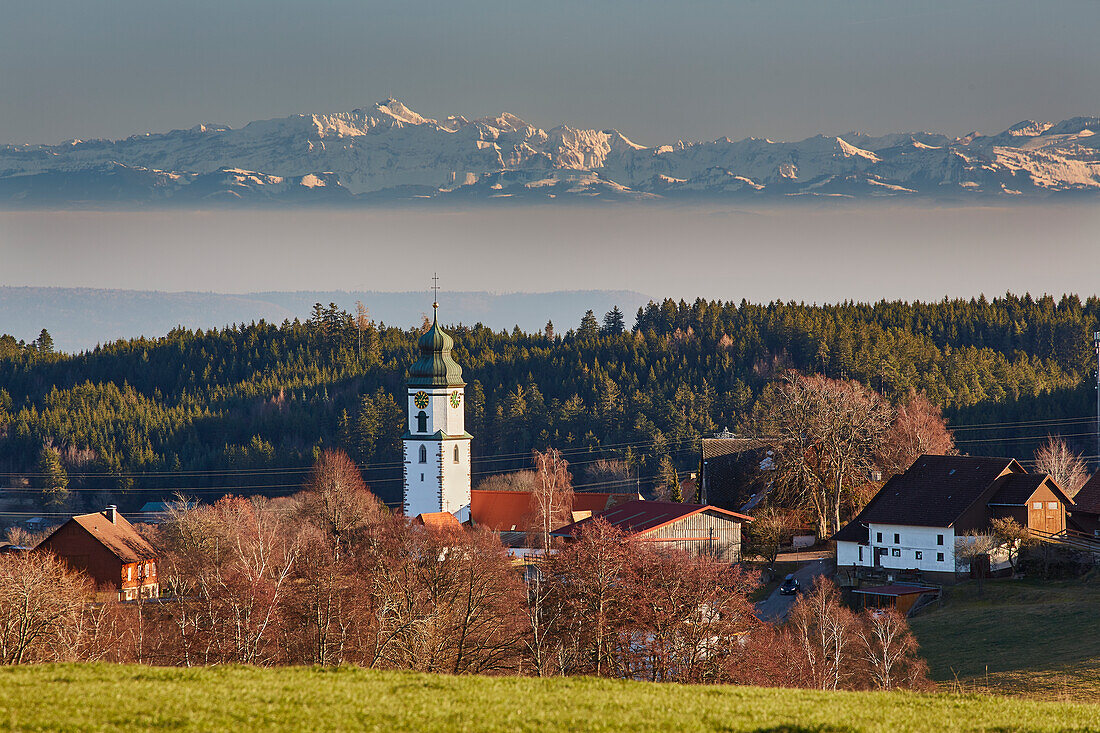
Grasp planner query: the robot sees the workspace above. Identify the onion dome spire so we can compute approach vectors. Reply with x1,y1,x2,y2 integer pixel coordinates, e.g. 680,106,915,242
408,300,464,387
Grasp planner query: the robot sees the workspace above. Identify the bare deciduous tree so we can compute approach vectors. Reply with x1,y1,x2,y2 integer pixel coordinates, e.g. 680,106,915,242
1033,435,1089,498
990,517,1034,574
529,449,574,551
875,392,955,479
0,551,89,664
753,373,894,538
787,577,858,690
856,609,930,690
955,531,997,596
743,506,792,579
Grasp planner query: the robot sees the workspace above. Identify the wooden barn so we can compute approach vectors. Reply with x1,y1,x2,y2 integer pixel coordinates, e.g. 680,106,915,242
552,500,752,563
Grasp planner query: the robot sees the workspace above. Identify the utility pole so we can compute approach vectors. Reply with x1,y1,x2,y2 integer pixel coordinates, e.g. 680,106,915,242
1094,331,1100,470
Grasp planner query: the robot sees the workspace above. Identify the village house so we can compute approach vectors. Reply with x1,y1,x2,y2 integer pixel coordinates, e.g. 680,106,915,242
35,505,160,601
834,454,1074,581
553,499,752,562
1069,472,1100,537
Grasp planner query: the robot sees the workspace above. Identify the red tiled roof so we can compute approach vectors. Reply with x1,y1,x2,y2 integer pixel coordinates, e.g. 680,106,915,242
414,512,463,531
470,490,536,532
470,489,639,532
553,499,752,538
47,510,157,563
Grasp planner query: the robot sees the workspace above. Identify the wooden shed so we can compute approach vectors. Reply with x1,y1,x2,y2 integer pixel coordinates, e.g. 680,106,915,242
553,500,752,563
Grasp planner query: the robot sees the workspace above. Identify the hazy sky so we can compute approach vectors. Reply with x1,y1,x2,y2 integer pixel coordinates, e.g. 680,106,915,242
3,1,1098,146
4,204,1099,302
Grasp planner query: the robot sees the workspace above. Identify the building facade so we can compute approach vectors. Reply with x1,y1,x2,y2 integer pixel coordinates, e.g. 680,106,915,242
36,505,159,601
402,305,472,520
834,455,1075,581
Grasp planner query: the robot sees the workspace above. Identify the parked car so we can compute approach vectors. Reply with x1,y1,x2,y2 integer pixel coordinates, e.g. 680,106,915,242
778,574,800,596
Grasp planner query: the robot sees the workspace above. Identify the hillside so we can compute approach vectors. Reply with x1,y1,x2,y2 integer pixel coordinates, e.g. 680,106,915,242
3,99,1100,204
1,294,1096,511
910,578,1100,699
0,664,1097,732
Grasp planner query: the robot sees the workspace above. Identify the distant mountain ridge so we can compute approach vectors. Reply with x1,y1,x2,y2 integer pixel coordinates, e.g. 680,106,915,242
0,287,651,353
2,100,1099,204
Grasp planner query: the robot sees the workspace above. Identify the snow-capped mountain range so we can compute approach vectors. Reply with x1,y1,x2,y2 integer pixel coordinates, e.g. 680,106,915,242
3,99,1099,204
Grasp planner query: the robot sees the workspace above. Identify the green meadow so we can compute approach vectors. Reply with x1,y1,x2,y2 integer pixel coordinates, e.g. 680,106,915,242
910,577,1100,700
1,663,1097,732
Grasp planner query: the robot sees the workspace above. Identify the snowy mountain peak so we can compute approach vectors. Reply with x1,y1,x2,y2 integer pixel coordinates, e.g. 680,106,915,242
2,105,1099,204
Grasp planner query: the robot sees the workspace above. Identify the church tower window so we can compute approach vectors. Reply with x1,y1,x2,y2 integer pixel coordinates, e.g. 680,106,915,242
454,445,460,463
418,445,427,463
416,410,428,433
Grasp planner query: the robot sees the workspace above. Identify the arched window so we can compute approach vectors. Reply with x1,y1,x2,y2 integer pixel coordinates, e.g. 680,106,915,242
454,445,460,463
418,445,427,463
416,410,428,433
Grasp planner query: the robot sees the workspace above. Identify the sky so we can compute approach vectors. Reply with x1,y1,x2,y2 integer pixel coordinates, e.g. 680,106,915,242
2,0,1098,146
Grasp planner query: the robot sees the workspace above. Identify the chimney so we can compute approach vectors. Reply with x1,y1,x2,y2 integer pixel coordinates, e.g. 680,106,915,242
105,505,117,524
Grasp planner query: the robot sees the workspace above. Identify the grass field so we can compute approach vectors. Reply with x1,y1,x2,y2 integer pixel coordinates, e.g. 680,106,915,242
909,576,1100,701
1,664,1099,732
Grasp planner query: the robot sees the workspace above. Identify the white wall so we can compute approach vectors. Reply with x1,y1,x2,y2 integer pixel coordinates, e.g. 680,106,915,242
404,385,470,517
866,523,955,573
407,387,465,436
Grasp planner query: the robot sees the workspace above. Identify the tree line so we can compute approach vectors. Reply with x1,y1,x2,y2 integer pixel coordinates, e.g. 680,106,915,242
1,294,1096,510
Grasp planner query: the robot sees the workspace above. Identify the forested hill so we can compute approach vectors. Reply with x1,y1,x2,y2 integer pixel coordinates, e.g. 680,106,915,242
1,294,1097,510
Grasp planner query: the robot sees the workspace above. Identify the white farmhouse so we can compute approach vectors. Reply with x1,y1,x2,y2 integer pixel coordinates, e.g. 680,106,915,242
834,454,1073,582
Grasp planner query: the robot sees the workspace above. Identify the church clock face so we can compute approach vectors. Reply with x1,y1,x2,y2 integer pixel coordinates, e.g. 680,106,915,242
414,391,429,409
450,390,462,408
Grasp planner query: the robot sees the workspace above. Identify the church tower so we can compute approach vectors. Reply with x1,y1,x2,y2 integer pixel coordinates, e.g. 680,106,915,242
403,302,472,520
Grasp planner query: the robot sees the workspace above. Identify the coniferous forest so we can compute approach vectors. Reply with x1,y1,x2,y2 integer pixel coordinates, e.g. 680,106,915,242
1,294,1097,510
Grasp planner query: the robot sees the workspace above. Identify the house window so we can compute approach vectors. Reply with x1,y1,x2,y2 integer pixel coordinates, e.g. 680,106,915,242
876,532,882,543
418,445,427,463
914,551,923,560
1033,502,1043,510
891,549,901,557
937,534,944,546
858,546,864,562
454,445,460,463
1047,502,1058,510
894,533,900,544
127,566,132,580
937,552,945,562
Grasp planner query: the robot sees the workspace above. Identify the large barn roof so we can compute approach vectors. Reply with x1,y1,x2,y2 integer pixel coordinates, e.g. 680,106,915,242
552,499,752,539
836,455,1022,536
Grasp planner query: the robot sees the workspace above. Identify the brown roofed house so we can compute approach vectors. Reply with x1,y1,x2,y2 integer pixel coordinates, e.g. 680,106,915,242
834,455,1074,581
36,505,159,601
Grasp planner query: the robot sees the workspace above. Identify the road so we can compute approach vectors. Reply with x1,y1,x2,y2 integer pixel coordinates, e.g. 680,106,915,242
753,558,833,622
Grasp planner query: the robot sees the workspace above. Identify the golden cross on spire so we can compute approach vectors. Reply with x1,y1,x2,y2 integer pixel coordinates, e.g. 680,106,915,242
431,272,440,310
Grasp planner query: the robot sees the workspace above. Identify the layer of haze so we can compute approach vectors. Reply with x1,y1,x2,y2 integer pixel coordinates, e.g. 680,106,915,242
3,1,1099,146
3,205,1098,304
